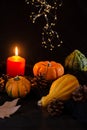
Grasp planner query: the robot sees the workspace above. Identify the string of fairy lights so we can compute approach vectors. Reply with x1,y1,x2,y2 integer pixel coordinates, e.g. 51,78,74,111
25,0,63,51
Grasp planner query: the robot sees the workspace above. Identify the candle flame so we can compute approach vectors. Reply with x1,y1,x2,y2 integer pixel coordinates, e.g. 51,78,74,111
15,47,18,56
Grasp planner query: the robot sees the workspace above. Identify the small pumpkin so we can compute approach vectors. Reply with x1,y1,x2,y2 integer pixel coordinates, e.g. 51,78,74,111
38,74,80,107
5,76,31,98
33,61,64,80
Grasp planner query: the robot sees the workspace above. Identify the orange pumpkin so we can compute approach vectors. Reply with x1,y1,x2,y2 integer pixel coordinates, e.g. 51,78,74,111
33,61,64,80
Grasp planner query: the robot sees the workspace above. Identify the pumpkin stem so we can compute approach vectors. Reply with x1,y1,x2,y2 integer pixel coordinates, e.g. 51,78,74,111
48,62,51,67
14,75,20,81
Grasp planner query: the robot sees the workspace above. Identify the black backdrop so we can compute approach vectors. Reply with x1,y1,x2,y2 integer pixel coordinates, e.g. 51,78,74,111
0,0,87,65
0,1,87,129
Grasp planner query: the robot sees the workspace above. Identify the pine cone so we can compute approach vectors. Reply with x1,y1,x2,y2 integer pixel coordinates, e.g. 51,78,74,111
28,75,53,90
25,75,53,98
72,85,87,102
47,98,64,116
0,74,11,92
0,78,5,92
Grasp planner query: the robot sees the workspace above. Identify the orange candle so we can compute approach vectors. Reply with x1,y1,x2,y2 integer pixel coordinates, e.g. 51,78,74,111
7,47,26,77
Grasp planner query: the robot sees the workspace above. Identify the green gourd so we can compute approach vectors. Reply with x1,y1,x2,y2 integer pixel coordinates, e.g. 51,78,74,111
65,49,87,71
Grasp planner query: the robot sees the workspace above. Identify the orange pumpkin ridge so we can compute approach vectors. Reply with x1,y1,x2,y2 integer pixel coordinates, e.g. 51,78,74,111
42,61,52,78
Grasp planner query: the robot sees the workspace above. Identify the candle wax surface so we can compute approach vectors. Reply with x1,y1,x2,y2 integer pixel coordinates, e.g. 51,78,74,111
7,56,25,77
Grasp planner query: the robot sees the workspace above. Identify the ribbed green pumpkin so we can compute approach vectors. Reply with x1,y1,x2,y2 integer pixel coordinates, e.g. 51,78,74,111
65,49,87,71
38,74,80,107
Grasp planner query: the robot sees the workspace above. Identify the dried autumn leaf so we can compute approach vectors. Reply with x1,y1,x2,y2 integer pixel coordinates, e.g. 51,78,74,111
0,98,21,119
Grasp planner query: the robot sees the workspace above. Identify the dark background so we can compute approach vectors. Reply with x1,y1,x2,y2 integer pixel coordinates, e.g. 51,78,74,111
0,0,87,65
0,1,87,129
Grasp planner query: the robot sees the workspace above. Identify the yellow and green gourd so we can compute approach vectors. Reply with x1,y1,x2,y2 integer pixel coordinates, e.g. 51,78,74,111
38,74,80,107
65,49,87,71
5,76,31,98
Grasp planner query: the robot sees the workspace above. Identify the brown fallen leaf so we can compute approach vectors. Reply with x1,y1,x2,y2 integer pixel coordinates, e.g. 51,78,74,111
0,98,21,119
